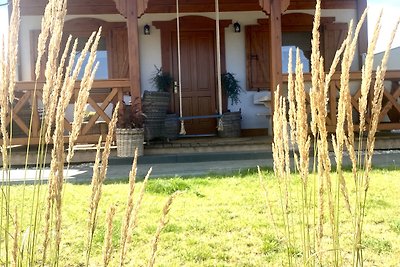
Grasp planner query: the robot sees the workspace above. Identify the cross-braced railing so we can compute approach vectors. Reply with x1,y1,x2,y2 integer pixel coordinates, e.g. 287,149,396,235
5,79,130,145
282,70,400,133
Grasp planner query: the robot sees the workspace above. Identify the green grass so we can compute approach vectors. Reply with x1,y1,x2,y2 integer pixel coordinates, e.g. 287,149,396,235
7,169,400,266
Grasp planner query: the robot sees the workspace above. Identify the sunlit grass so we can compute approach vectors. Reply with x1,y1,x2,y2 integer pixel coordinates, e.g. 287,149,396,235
7,169,400,266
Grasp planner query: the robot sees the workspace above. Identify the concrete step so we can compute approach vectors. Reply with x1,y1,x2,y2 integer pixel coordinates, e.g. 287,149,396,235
109,150,272,165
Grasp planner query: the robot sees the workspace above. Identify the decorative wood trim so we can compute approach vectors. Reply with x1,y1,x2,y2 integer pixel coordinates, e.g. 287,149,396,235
137,0,150,17
281,0,291,13
258,0,271,14
113,0,127,17
114,0,149,18
20,0,360,16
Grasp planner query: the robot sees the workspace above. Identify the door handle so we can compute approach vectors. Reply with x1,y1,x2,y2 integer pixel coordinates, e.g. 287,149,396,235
174,81,179,94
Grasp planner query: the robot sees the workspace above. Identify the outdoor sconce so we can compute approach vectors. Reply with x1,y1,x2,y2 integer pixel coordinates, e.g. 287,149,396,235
144,24,151,35
233,22,241,33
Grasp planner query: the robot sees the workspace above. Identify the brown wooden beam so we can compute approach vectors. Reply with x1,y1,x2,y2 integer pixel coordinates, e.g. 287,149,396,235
269,0,283,121
357,0,368,70
126,0,143,110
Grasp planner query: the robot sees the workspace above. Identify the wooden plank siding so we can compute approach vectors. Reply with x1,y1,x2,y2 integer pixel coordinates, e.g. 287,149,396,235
19,0,362,16
19,0,118,15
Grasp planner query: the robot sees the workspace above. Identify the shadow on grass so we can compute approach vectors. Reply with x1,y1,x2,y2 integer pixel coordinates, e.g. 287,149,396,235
98,166,275,186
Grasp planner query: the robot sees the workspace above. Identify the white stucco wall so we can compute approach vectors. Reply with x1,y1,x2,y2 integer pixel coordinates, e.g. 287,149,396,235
19,8,360,130
374,47,400,70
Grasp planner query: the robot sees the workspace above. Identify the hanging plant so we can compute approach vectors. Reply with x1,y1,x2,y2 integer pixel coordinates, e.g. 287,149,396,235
150,65,174,92
221,72,242,105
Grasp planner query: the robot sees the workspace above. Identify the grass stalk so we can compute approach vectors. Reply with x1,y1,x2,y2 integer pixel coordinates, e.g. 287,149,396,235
270,0,397,266
147,191,180,267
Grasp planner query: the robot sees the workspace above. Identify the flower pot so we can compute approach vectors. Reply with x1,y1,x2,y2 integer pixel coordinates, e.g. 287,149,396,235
142,91,170,141
115,128,144,157
218,111,242,138
164,113,179,140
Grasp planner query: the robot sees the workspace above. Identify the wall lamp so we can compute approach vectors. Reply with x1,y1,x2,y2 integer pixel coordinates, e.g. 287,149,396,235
144,24,151,35
233,22,241,33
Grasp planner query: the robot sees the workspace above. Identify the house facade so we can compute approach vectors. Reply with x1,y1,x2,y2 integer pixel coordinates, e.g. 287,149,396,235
13,0,400,145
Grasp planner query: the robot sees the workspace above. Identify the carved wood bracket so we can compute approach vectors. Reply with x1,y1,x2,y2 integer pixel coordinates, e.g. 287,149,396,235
113,0,149,18
259,0,290,14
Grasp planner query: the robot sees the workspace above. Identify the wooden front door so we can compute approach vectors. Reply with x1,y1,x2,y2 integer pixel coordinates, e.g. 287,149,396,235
172,30,217,134
154,16,231,135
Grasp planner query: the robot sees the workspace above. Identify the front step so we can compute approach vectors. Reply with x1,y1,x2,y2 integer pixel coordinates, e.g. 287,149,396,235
144,136,272,155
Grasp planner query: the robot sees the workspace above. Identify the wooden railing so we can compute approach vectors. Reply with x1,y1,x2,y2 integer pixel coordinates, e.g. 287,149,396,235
7,79,130,146
5,71,400,146
282,70,400,132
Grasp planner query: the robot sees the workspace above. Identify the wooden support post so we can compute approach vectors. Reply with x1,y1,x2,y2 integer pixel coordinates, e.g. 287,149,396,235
126,0,142,109
357,0,368,70
269,0,283,130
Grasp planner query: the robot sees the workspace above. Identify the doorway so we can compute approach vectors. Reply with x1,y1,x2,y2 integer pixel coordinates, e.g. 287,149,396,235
154,16,231,135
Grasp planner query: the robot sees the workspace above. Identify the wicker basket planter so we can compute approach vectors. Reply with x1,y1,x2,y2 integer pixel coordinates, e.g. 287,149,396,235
164,113,179,140
217,111,242,138
142,91,170,141
116,128,144,157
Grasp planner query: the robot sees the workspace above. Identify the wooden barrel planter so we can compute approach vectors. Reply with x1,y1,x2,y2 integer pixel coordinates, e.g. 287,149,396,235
142,91,170,141
218,111,241,138
115,128,144,157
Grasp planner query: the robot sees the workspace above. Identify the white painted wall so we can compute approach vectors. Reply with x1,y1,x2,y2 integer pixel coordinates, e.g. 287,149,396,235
374,46,400,70
19,8,359,130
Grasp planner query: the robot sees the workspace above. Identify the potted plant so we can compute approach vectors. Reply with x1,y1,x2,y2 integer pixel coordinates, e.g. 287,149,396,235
143,66,174,141
115,96,145,157
150,65,174,93
222,72,242,106
218,72,243,137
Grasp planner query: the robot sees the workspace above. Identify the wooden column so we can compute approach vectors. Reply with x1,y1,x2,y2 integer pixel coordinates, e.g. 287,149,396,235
126,0,142,108
357,0,368,70
268,0,283,118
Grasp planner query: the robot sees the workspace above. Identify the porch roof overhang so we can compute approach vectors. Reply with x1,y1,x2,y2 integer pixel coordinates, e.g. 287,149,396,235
18,0,364,16
114,0,290,19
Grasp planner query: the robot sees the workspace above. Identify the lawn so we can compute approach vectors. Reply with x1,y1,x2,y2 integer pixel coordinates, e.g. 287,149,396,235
8,169,400,266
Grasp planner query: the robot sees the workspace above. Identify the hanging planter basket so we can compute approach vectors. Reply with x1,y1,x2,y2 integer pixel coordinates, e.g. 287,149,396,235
115,128,144,157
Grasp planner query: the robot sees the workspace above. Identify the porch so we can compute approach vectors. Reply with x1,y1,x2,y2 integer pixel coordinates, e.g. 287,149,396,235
7,70,400,154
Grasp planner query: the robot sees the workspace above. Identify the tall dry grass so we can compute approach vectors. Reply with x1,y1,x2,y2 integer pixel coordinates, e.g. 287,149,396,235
0,0,178,265
265,0,400,266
